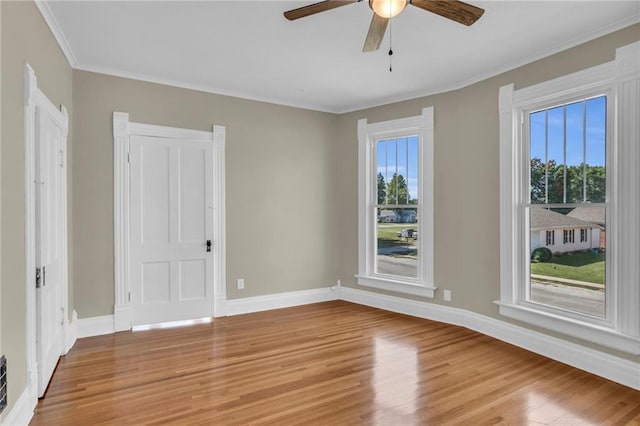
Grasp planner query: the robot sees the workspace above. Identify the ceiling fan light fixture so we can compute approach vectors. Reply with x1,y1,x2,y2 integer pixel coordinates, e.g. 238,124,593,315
369,0,407,18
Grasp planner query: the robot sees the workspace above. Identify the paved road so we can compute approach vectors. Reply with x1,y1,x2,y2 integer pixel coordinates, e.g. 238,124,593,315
377,255,605,317
377,255,417,278
531,281,604,317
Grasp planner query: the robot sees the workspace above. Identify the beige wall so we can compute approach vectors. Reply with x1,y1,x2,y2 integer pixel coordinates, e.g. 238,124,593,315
335,23,640,361
1,1,73,418
72,70,340,318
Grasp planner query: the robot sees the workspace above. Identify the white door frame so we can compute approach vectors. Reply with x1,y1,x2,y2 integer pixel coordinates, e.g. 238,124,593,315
24,63,73,404
113,112,226,331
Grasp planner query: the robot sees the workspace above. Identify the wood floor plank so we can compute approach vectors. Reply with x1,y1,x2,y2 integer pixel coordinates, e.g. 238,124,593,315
30,301,639,425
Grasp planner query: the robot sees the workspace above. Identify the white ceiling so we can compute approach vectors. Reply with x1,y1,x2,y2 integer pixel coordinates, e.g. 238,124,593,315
41,1,639,113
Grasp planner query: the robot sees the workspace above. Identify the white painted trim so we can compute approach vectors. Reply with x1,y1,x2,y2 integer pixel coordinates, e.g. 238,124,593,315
357,107,435,297
225,288,338,317
338,286,640,391
74,63,337,114
77,315,115,338
495,302,639,354
113,114,226,330
23,63,38,420
113,112,131,331
355,275,436,298
497,41,640,354
339,15,640,113
23,62,70,410
46,14,639,114
212,125,227,315
1,386,36,426
128,122,213,141
63,310,78,354
33,1,78,67
72,286,639,390
614,42,640,339
113,305,132,332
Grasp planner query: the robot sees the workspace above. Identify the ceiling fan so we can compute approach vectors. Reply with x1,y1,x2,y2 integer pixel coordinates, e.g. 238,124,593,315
284,0,484,52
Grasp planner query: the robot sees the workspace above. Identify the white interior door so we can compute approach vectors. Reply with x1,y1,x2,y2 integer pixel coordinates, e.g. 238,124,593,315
35,105,65,397
130,135,214,326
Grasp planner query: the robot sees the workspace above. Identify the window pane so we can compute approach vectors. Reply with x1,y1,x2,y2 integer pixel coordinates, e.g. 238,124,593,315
585,96,606,203
529,206,605,318
377,141,387,205
397,139,408,204
377,137,418,206
547,106,565,203
376,207,418,278
565,101,584,203
387,140,397,203
407,136,419,204
530,111,546,203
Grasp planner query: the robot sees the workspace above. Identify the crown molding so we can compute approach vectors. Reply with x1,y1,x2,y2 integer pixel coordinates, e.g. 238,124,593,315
34,0,78,67
73,63,338,114
35,1,639,114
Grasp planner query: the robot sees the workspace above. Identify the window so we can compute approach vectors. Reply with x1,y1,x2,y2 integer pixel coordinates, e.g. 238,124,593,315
376,137,419,278
357,108,435,297
562,229,575,245
545,230,554,246
498,41,640,354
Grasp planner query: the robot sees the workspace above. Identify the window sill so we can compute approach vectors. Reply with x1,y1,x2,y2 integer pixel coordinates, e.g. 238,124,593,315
355,275,436,298
495,301,640,355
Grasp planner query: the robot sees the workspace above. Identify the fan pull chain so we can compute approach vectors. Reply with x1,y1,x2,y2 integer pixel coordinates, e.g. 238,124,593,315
388,10,393,72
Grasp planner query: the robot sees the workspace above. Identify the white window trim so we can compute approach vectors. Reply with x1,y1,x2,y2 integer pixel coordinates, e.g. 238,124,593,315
498,41,640,354
356,107,435,298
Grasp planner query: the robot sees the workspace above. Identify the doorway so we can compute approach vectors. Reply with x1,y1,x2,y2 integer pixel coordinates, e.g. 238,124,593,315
24,64,71,398
112,114,226,329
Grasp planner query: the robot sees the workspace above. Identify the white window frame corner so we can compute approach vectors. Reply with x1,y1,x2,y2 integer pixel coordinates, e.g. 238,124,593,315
496,41,640,354
356,107,436,298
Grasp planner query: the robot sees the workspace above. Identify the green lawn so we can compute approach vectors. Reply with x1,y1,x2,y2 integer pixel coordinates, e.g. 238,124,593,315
530,251,605,284
377,223,418,248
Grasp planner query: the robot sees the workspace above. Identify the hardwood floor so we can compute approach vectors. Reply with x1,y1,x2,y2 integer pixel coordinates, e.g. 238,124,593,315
31,301,640,425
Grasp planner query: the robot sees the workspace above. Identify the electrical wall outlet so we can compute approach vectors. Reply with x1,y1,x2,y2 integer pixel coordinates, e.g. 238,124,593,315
443,290,452,302
237,278,245,290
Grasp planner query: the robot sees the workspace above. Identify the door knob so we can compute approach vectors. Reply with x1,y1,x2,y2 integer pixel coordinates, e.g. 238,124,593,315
206,240,212,252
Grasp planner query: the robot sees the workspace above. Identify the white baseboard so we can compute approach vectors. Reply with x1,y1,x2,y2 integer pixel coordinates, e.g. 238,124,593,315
338,285,640,391
77,314,115,338
2,385,36,426
225,287,338,316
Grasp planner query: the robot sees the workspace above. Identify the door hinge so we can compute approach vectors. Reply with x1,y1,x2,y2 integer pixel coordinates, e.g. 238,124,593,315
35,267,41,289
127,152,131,164
128,291,131,302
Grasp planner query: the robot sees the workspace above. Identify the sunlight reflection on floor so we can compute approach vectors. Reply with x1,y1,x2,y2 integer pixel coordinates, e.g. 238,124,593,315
526,392,599,425
132,317,212,331
373,337,418,425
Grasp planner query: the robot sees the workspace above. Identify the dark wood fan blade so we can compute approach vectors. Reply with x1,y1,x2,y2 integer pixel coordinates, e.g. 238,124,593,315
409,0,484,26
363,14,389,52
284,0,357,21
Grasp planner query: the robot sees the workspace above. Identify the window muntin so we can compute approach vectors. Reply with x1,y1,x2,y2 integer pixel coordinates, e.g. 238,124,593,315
527,96,608,319
375,137,419,279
